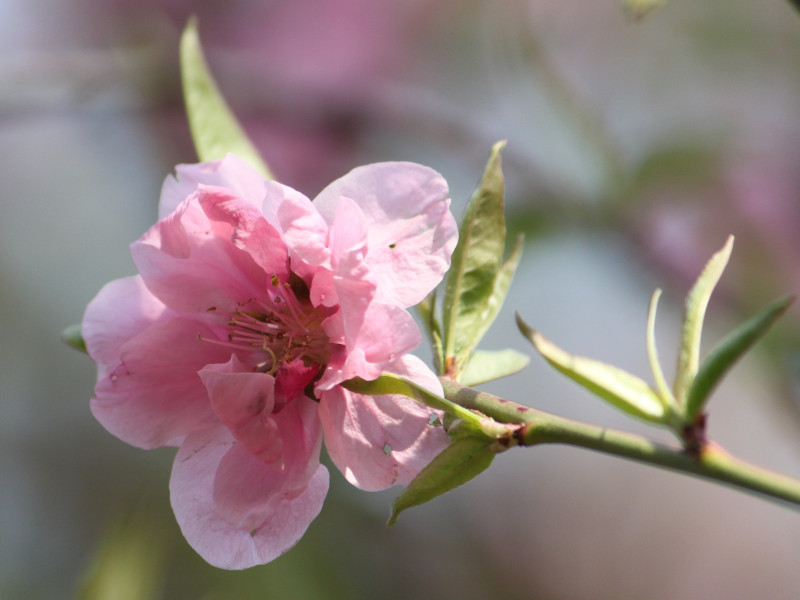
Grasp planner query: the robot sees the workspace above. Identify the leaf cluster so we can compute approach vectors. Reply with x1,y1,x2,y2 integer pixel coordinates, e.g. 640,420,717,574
517,236,793,447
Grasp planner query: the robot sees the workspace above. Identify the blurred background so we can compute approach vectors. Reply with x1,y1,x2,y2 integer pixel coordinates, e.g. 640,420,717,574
4,0,800,598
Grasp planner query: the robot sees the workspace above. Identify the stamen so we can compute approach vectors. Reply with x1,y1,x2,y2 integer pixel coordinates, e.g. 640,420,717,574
198,274,329,373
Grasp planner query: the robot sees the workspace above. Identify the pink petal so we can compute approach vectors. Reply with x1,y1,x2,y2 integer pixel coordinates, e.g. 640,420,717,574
313,162,457,307
131,193,268,314
276,189,331,268
328,195,369,277
317,301,421,390
274,359,321,406
171,425,329,569
198,185,290,278
90,317,230,448
199,356,281,462
82,275,170,376
309,267,340,309
159,154,267,219
259,180,317,234
318,354,448,491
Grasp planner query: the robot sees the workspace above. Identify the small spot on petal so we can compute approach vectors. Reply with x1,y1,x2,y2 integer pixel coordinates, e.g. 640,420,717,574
250,529,257,537
383,444,392,456
389,243,396,249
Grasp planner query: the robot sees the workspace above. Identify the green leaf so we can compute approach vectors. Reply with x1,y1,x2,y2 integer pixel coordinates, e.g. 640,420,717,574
646,289,675,408
388,435,494,526
342,374,513,440
442,141,508,377
415,292,445,375
180,17,272,178
460,349,530,386
61,324,88,354
685,295,794,423
517,315,666,423
341,374,486,434
673,236,733,404
471,233,525,348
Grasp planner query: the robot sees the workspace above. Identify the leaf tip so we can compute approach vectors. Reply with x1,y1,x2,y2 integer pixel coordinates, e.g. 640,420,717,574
61,324,88,354
714,234,734,267
515,312,534,339
180,15,200,50
492,139,508,153
386,509,400,528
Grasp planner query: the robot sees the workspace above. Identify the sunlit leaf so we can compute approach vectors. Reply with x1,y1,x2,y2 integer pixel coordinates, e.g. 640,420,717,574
341,374,486,433
443,141,508,377
646,289,675,408
673,236,733,404
61,323,88,354
460,349,530,387
685,295,794,423
388,435,494,526
180,17,272,178
472,233,525,348
518,315,666,423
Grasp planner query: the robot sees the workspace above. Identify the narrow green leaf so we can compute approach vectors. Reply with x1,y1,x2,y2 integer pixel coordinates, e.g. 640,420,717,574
61,324,88,354
460,349,530,387
341,374,487,433
180,17,272,178
388,435,494,526
673,235,733,404
472,233,525,348
415,292,445,375
685,295,794,423
443,141,507,376
646,289,675,408
517,315,666,423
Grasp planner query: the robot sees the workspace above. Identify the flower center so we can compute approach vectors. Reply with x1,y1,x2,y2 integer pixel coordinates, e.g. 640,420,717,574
200,274,329,374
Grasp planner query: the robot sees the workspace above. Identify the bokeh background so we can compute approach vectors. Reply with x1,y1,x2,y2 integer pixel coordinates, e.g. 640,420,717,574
4,0,800,598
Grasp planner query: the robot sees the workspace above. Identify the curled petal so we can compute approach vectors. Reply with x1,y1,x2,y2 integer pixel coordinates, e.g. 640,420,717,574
276,189,331,268
198,185,290,279
319,354,448,491
274,359,321,406
132,193,267,313
317,302,421,390
328,196,368,277
171,425,329,569
199,357,280,462
159,154,267,219
313,162,457,307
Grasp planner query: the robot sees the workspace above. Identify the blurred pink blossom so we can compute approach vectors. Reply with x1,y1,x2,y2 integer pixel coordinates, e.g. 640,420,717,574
76,0,452,191
632,137,800,314
82,154,457,568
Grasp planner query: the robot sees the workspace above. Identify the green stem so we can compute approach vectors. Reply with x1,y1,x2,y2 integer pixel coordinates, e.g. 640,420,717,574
442,379,800,508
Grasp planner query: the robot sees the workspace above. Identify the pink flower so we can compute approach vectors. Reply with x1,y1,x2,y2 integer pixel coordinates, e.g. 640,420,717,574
82,154,457,569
